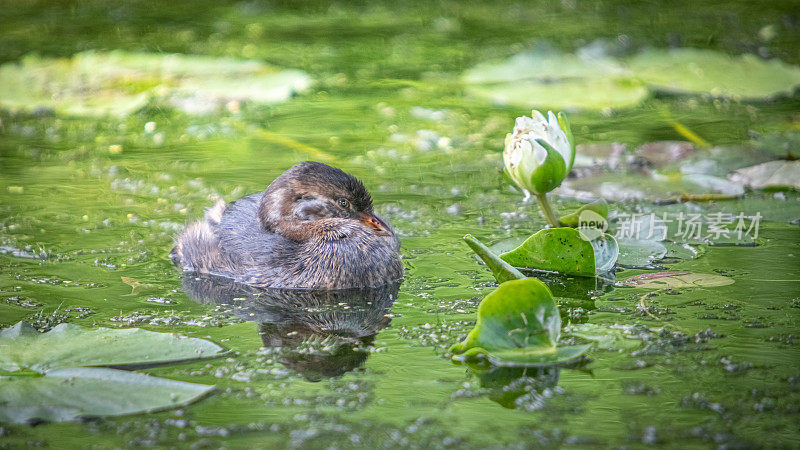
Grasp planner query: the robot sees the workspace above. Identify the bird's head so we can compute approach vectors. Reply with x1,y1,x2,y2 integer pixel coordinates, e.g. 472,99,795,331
259,161,391,241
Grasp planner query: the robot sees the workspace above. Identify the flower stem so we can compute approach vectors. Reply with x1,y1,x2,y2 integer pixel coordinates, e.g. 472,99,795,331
535,192,561,228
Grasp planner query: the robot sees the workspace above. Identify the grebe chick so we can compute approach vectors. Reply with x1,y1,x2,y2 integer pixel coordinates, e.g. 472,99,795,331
170,161,402,289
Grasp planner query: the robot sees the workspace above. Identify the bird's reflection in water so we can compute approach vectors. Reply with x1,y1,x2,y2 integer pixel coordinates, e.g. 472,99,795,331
181,274,401,381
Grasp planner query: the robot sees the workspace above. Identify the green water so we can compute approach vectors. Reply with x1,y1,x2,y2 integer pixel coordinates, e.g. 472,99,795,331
1,1,800,447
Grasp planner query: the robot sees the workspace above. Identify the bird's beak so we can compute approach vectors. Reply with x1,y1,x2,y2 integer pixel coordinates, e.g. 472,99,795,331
360,213,391,236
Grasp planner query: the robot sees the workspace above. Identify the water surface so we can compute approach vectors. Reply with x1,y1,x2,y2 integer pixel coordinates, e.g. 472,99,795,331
1,1,799,447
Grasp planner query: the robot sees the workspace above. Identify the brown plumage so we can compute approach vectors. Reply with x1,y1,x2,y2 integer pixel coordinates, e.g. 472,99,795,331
170,161,403,289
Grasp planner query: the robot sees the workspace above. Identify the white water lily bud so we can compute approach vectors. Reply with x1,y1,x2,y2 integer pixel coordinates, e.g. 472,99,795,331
503,110,575,195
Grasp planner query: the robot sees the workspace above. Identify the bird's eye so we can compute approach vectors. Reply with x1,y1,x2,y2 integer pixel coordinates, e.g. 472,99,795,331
337,198,350,208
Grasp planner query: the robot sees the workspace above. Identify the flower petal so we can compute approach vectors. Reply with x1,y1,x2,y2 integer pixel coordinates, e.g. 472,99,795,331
503,110,575,195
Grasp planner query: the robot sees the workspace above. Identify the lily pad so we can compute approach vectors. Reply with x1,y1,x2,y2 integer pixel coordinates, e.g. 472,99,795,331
0,368,212,424
0,51,312,116
560,199,610,228
682,174,745,197
680,146,775,177
0,322,225,424
467,77,649,111
450,279,590,367
559,172,743,203
462,46,800,111
481,239,613,299
500,228,617,277
620,271,734,289
617,240,668,268
484,345,591,367
462,47,648,111
0,321,225,372
612,214,670,267
463,234,526,283
462,46,624,85
625,48,800,100
729,160,800,190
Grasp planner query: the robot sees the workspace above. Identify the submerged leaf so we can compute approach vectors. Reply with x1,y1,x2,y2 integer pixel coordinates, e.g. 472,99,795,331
450,279,589,367
0,368,213,424
621,271,734,289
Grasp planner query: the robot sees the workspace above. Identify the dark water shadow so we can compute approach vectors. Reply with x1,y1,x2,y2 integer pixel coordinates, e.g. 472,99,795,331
477,365,562,409
460,358,592,410
180,274,401,381
521,269,616,301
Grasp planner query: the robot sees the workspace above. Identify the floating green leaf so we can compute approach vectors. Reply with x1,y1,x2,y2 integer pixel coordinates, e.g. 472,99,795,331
462,47,800,110
0,51,312,116
0,322,225,424
617,240,668,268
462,47,648,110
560,199,609,228
0,322,225,372
621,271,734,289
485,345,590,367
625,48,800,100
450,279,589,367
485,238,611,299
466,78,649,111
463,234,526,283
559,172,743,203
0,368,212,424
499,228,617,277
